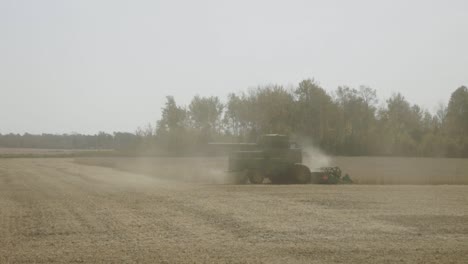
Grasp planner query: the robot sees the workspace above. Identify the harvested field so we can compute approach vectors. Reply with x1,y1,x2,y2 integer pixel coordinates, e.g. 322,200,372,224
332,156,468,184
0,158,467,263
0,147,80,155
0,148,114,158
75,156,468,185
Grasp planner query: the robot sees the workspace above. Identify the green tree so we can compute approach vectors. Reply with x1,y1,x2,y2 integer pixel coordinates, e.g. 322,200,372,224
334,86,378,155
156,96,190,154
377,93,428,156
445,86,468,156
251,85,295,135
294,79,336,148
224,86,295,141
188,96,224,143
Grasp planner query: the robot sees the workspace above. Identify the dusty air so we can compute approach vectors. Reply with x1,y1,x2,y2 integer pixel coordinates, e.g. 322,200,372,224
1,0,467,263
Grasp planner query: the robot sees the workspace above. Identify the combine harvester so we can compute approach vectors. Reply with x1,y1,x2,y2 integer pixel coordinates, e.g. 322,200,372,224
210,134,352,184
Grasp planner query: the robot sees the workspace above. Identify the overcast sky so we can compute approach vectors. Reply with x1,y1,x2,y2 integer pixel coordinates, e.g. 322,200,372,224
1,0,467,134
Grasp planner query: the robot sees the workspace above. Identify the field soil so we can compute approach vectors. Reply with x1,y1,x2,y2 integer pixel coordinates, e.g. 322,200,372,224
1,158,467,263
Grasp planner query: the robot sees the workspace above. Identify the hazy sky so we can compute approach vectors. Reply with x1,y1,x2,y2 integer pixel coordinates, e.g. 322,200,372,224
1,0,467,134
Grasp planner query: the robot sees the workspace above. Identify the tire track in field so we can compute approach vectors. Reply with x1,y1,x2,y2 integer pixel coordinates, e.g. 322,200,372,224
3,159,205,262
0,160,125,262
31,161,166,252
35,160,291,261
46,161,253,244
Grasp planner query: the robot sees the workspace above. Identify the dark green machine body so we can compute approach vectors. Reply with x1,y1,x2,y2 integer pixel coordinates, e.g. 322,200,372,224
211,134,312,184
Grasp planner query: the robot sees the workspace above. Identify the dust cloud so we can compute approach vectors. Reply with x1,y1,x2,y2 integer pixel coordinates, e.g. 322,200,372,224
296,138,331,172
302,146,331,171
202,167,234,184
75,157,235,184
75,154,468,185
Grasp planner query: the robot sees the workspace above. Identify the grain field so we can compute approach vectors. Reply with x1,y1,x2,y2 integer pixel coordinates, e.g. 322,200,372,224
0,158,467,263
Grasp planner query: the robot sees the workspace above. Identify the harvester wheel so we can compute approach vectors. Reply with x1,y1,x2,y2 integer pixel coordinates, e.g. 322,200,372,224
269,175,289,184
234,171,248,184
247,170,264,184
292,164,312,184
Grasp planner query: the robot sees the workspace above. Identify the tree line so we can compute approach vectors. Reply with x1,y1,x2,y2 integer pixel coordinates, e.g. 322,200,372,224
1,79,467,157
153,79,468,157
0,132,138,151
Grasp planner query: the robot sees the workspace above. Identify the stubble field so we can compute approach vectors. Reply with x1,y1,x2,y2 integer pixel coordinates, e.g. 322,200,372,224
75,155,468,185
0,157,467,263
